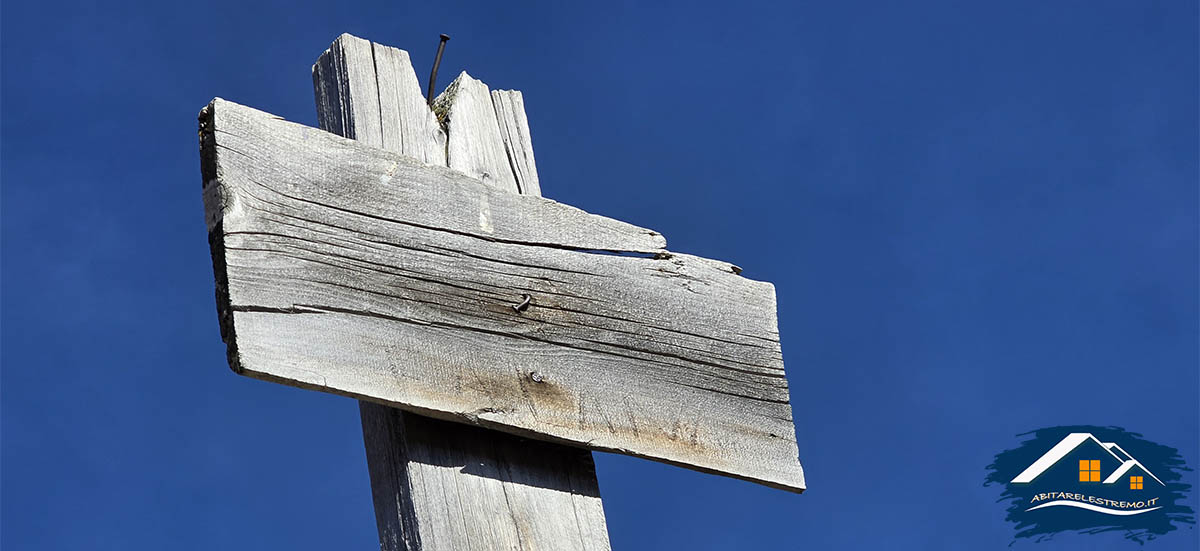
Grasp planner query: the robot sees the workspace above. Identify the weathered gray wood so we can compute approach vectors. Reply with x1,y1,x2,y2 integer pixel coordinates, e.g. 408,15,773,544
433,72,520,194
361,403,609,550
491,90,541,197
314,33,610,551
200,98,804,492
313,34,447,165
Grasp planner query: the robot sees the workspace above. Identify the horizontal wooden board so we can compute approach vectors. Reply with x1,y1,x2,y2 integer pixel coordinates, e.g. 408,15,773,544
199,98,804,492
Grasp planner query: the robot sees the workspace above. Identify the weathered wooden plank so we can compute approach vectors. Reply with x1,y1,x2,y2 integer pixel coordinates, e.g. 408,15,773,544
433,72,520,194
361,404,609,550
311,34,378,143
205,99,660,255
312,34,447,165
200,98,804,492
491,90,541,197
314,33,610,551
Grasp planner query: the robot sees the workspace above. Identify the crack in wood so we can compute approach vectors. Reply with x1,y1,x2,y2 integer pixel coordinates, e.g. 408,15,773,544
203,96,805,493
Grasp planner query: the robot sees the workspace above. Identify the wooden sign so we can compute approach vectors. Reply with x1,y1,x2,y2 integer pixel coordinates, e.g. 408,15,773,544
200,78,803,493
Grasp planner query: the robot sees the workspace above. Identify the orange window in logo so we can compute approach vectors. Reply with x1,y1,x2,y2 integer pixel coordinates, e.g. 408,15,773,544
1131,476,1143,490
1079,460,1101,482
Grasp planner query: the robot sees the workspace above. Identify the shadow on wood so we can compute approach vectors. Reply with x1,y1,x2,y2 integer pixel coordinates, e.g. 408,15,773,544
361,402,606,550
362,403,601,496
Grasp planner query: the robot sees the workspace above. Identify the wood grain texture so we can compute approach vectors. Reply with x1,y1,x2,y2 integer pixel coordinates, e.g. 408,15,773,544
314,34,610,551
491,90,541,197
361,403,609,551
433,72,520,194
313,34,446,165
200,98,804,492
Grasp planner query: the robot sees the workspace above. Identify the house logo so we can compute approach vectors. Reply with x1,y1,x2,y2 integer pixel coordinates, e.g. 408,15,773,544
984,426,1194,545
1012,432,1165,515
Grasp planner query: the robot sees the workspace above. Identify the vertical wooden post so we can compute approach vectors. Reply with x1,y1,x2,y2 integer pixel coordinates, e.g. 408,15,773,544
312,34,611,551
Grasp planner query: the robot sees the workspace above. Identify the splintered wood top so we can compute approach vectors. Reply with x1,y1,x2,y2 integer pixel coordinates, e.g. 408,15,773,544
199,98,805,492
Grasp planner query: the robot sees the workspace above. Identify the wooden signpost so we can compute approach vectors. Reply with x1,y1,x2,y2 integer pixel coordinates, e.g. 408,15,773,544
200,34,804,550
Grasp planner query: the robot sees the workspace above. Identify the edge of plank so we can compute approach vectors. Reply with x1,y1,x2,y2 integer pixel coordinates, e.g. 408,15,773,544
246,365,805,493
198,96,804,494
199,98,242,376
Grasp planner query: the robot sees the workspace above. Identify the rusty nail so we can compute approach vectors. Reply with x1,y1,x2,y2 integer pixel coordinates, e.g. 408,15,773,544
426,34,450,106
512,294,532,312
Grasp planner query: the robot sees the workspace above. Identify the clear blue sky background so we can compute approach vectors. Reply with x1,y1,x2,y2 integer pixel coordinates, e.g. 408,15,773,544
3,1,1197,549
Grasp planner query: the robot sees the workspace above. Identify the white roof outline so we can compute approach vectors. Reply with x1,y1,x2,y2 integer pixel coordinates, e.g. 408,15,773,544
1011,433,1125,483
1103,459,1165,486
1103,442,1133,462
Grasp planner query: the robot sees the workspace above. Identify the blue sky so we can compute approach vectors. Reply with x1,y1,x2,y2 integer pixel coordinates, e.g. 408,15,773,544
2,1,1196,549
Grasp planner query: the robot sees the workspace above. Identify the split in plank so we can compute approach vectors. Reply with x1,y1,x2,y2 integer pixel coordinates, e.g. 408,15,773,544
200,98,805,492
